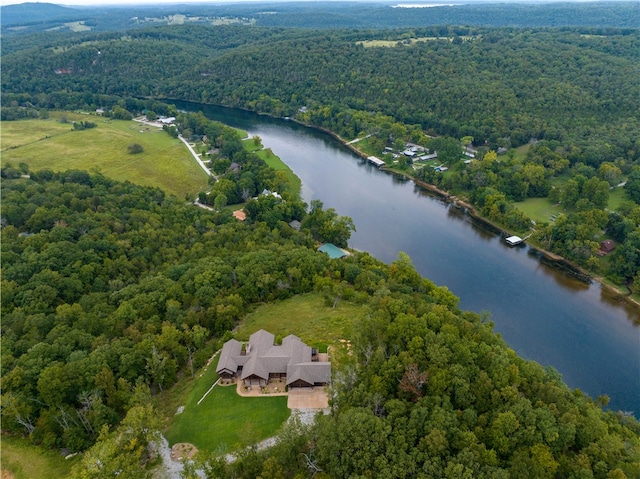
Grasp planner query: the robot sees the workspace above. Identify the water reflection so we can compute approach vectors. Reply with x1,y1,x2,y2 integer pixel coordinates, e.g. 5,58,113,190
173,100,640,415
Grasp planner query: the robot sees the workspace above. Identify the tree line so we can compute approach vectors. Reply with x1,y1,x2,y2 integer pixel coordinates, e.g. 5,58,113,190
3,21,640,287
3,168,638,478
0,163,356,455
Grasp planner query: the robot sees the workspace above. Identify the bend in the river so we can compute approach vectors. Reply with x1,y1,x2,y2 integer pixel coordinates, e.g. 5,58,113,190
172,100,640,416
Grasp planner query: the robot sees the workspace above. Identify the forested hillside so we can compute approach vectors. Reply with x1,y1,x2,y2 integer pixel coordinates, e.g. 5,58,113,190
0,166,323,450
2,3,640,476
2,1,638,36
3,22,640,284
2,169,639,478
3,25,638,153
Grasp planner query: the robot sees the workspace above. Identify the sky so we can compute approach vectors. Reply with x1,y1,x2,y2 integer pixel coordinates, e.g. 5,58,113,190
0,0,613,6
0,0,243,5
0,0,261,6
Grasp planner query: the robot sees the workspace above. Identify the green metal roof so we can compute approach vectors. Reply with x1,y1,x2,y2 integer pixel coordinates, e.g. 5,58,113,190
318,243,348,259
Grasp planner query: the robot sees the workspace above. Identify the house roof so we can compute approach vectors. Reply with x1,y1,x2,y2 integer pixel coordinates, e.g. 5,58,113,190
287,362,332,386
600,239,615,253
289,220,302,230
217,339,243,375
216,330,331,385
318,243,349,259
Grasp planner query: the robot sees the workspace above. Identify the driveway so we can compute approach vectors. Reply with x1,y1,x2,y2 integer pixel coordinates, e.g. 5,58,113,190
287,388,329,409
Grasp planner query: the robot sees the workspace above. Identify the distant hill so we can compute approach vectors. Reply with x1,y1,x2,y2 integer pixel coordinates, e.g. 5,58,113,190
0,2,84,26
1,1,639,34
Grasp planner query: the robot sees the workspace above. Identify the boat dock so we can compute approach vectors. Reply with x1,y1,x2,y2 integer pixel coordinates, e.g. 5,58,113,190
367,156,385,168
504,234,531,246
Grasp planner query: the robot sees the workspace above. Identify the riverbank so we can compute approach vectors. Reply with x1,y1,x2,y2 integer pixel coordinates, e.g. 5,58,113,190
165,99,639,309
317,122,640,307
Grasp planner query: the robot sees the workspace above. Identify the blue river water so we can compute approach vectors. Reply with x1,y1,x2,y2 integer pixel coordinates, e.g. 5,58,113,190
174,100,640,415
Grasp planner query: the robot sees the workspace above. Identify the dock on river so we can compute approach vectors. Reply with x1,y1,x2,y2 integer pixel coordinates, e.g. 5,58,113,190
367,156,385,168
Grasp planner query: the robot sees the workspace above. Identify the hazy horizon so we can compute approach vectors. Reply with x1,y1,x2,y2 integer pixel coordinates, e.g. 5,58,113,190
0,0,626,7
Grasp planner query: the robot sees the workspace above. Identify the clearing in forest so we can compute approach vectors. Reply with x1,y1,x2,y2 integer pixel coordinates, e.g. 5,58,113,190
1,112,209,197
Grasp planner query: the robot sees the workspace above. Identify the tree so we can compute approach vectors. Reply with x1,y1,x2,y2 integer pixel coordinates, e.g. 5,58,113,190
213,193,228,211
429,136,463,166
183,324,209,377
624,169,640,203
70,404,160,479
598,162,622,187
302,200,355,248
112,106,132,121
127,143,143,155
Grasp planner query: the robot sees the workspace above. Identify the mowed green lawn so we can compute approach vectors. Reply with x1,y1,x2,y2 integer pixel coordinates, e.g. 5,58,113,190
516,186,628,224
1,435,77,479
1,112,209,197
165,293,362,452
235,292,362,351
243,137,301,198
515,197,564,224
164,357,289,453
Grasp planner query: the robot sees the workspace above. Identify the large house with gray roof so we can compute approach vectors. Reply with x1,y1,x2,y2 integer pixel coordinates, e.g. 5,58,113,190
216,330,331,388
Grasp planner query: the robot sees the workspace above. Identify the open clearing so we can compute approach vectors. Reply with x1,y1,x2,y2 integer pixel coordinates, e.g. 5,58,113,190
358,36,477,47
164,357,290,454
0,436,76,479
163,293,361,452
1,112,209,198
235,292,363,351
515,197,564,224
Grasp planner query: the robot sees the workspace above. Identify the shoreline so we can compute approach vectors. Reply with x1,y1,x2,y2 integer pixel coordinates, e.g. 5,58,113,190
161,100,639,309
302,119,640,307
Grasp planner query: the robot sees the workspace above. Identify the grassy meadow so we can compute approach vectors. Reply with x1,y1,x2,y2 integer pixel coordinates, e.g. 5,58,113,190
235,292,362,351
242,136,301,198
164,356,290,453
1,112,209,198
515,197,564,225
516,185,629,225
0,436,77,479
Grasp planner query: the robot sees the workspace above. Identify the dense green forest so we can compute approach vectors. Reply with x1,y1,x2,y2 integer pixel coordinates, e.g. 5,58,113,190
2,169,639,477
3,20,640,284
2,1,639,36
2,3,640,476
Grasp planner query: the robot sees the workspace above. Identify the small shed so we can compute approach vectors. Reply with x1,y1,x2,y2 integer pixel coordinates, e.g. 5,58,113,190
289,220,302,231
233,210,247,221
598,240,615,256
318,243,349,259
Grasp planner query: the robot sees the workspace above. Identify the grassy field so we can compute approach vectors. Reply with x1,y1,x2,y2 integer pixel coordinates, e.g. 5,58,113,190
235,292,362,351
1,112,209,198
608,186,628,211
515,197,564,224
0,436,77,479
515,185,628,224
163,293,362,451
242,137,302,198
164,356,290,453
357,36,477,48
512,143,531,162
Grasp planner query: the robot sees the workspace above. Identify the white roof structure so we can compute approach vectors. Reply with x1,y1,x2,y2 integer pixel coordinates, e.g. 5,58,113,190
505,235,524,246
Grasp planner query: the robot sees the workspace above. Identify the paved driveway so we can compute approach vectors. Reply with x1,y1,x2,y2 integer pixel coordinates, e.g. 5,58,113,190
287,388,329,409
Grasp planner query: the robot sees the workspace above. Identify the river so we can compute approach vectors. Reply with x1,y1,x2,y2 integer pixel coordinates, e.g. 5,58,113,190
173,100,640,416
